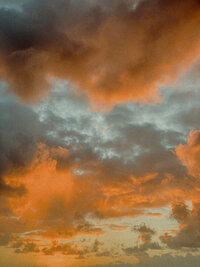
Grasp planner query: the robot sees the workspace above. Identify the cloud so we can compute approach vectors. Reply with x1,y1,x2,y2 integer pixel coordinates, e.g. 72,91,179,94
0,0,200,105
85,254,200,267
41,241,87,256
122,242,161,258
175,130,200,178
15,242,40,254
132,223,155,243
1,80,200,261
0,233,12,246
92,239,103,253
2,1,200,265
171,201,190,223
0,85,192,247
123,223,161,259
159,130,200,249
0,89,44,197
161,201,200,249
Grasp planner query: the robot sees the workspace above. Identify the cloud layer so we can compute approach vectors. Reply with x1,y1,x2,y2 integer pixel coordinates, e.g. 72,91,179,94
1,1,200,266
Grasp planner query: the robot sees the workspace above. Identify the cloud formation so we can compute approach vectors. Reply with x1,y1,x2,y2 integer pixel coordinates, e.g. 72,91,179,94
1,0,200,104
1,67,200,266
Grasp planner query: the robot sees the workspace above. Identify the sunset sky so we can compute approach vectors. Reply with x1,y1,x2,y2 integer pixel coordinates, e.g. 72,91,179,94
1,1,200,267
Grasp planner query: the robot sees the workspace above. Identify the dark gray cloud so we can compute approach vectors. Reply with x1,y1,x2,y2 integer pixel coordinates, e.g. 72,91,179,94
0,88,44,197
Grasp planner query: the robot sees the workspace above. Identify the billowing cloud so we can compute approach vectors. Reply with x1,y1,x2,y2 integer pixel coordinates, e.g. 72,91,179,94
1,0,200,104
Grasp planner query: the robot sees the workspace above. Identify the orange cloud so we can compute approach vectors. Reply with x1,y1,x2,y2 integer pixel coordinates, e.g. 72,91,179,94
175,130,200,178
0,143,169,248
1,0,200,105
2,127,200,257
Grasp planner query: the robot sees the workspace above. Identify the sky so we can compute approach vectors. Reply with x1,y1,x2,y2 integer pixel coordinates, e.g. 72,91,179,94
1,0,200,266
